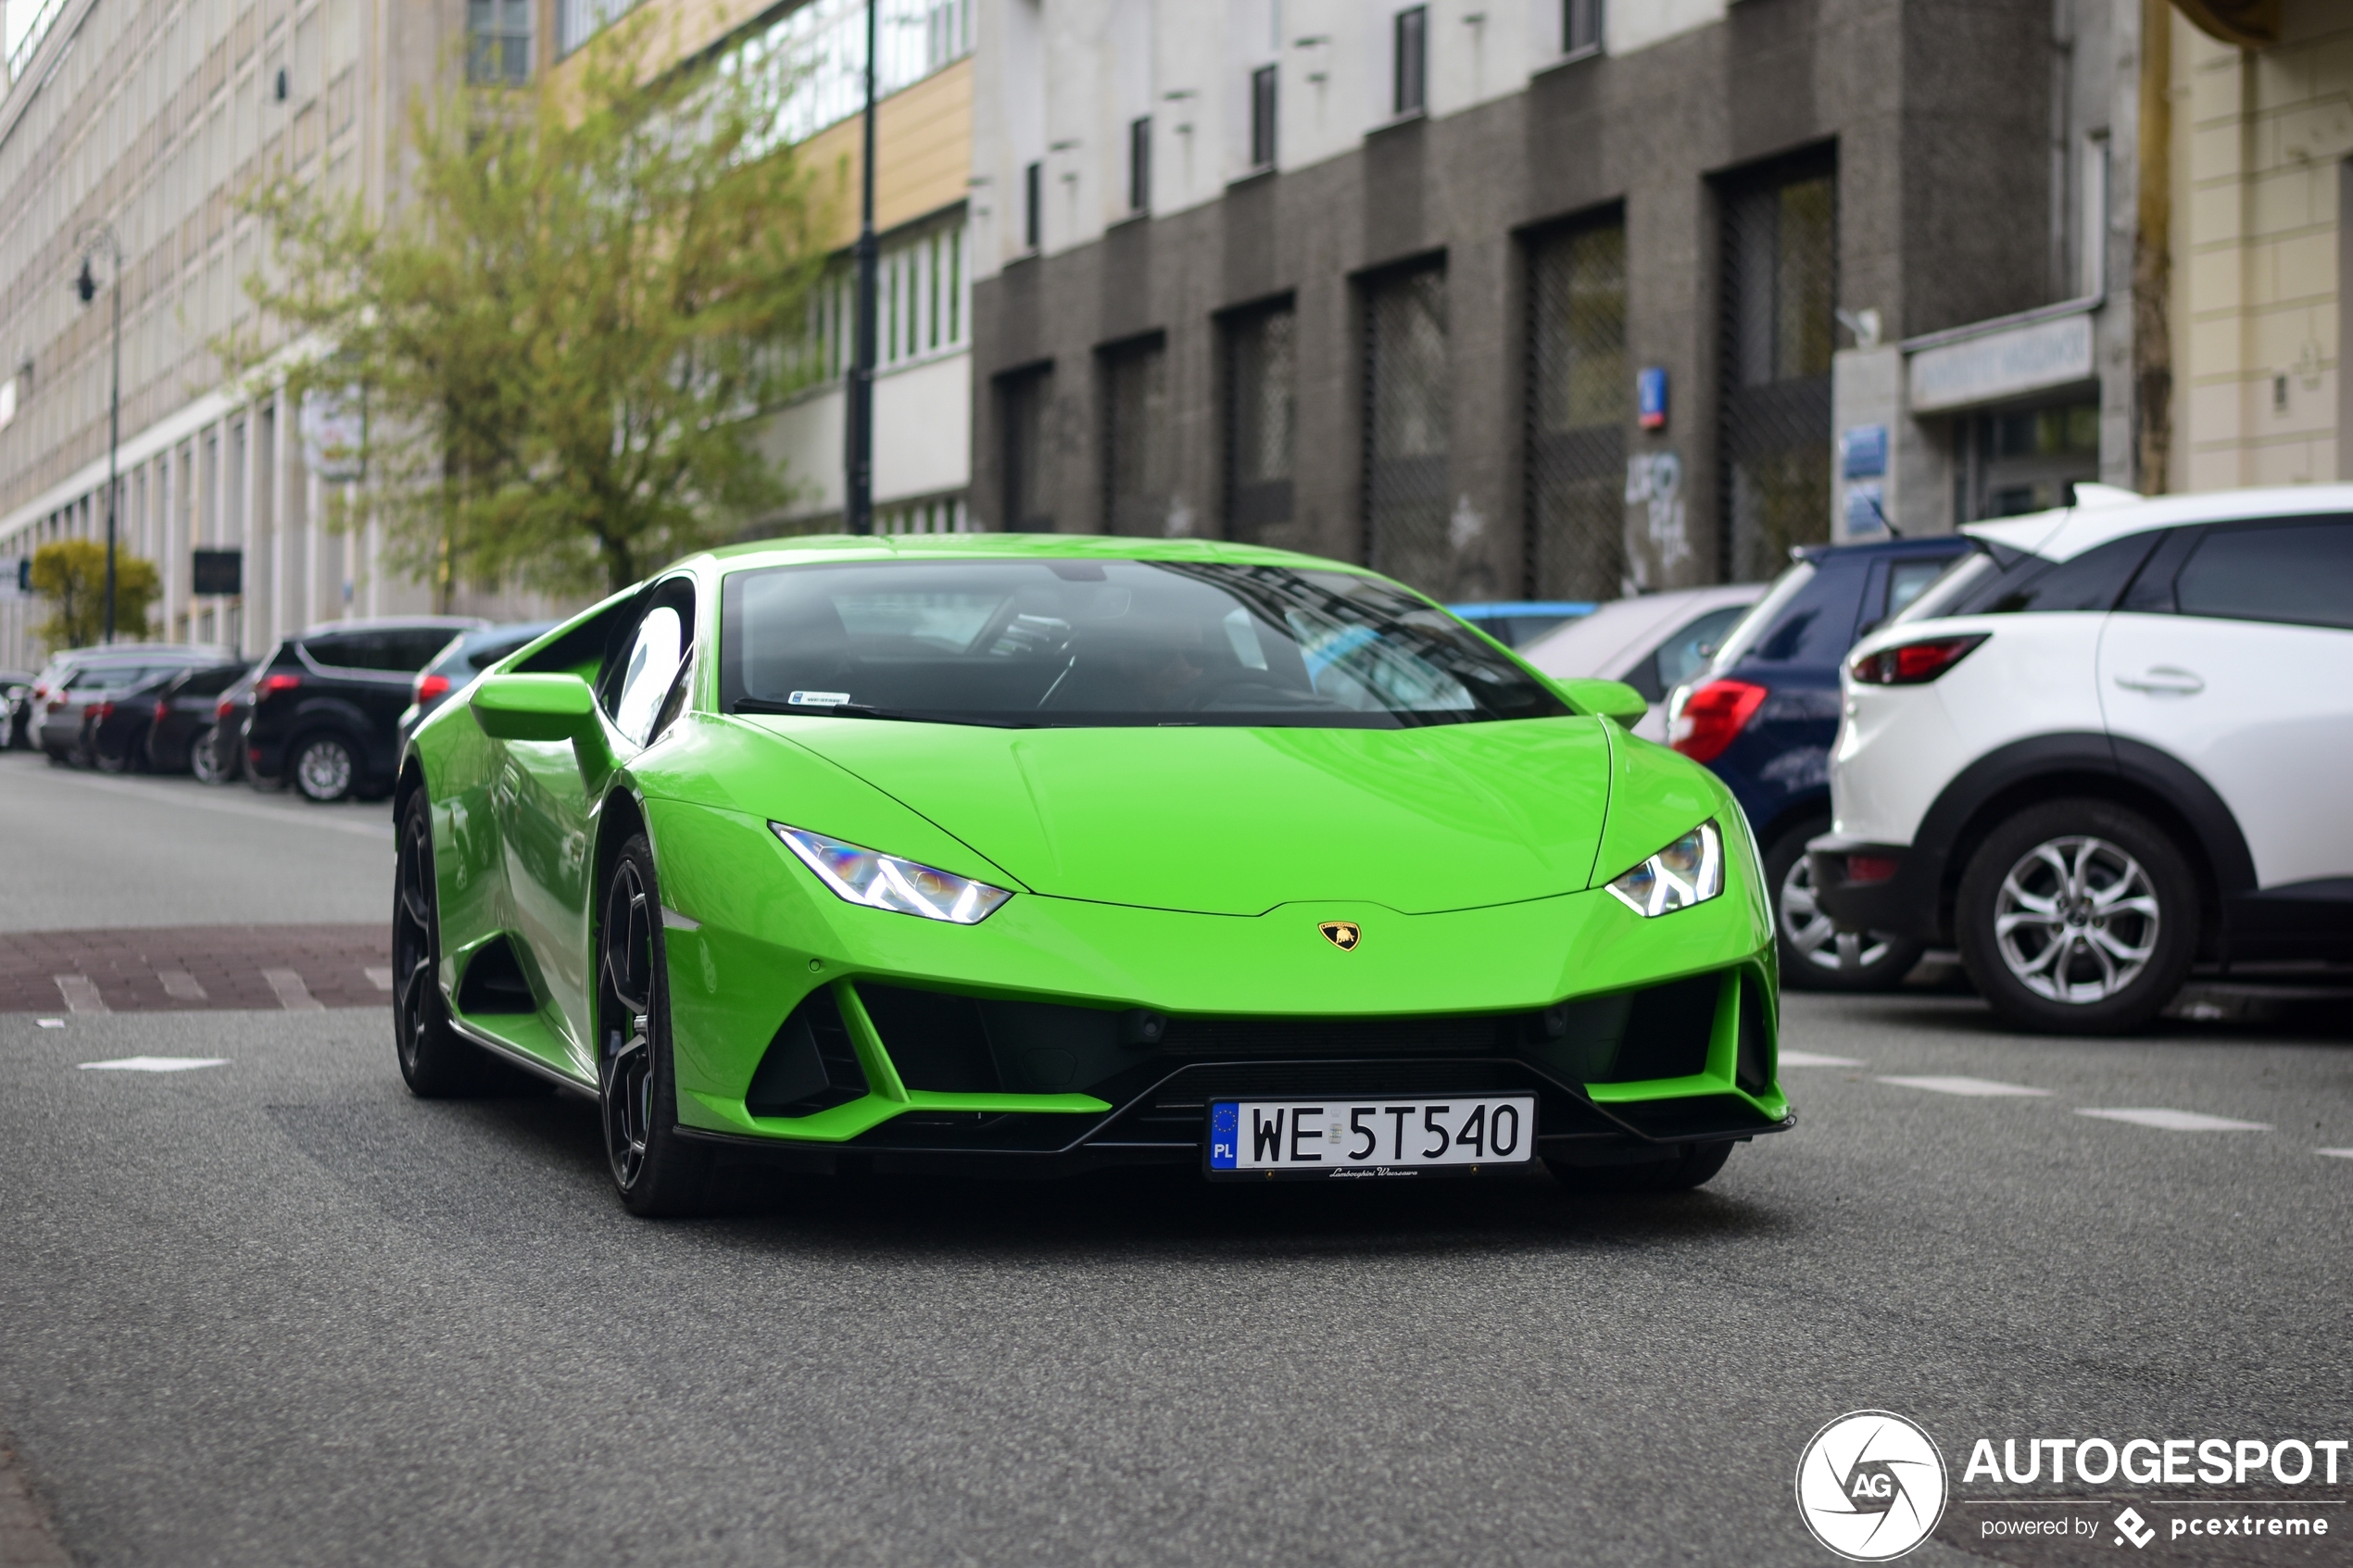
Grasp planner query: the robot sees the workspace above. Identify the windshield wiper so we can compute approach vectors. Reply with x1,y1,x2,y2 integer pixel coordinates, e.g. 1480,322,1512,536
734,696,1031,729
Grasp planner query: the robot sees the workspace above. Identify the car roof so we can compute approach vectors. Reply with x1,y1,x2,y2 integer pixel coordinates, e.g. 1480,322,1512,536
1963,482,2353,564
1518,584,1764,680
295,615,490,636
700,533,1360,575
1793,533,1973,564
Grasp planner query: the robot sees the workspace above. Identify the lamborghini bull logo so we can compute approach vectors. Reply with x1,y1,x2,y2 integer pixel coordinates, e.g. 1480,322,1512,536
1318,922,1361,950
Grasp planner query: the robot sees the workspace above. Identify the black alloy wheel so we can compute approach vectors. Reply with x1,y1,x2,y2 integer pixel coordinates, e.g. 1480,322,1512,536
1546,1140,1734,1194
1956,797,2198,1036
188,725,228,784
393,790,517,1097
1765,822,1924,992
597,834,713,1216
292,732,357,802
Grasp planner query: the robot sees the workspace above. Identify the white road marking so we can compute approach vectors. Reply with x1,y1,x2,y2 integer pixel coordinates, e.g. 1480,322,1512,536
1780,1050,1865,1067
364,966,394,992
2317,1148,2353,1160
51,975,107,1014
35,1018,64,1028
2077,1109,2272,1132
1879,1075,2051,1098
78,1057,228,1073
261,968,325,1011
157,969,208,1001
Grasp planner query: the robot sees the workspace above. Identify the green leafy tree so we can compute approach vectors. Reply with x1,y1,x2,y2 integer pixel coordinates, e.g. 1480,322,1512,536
232,19,830,598
31,540,162,651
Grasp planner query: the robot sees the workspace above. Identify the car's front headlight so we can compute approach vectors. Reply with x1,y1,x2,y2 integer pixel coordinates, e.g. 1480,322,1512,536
770,822,1013,924
1604,821,1724,917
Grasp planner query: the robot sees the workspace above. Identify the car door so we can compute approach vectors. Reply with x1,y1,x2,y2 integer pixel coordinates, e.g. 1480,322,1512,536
2097,516,2353,887
497,581,694,1071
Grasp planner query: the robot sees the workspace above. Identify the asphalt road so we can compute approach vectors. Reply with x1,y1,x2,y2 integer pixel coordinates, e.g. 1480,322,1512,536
2,761,2349,1568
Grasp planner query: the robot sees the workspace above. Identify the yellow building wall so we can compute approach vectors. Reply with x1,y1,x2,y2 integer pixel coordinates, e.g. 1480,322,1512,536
2169,0,2351,487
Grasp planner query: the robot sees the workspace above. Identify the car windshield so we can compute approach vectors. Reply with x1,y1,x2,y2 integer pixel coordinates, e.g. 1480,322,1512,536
721,558,1570,728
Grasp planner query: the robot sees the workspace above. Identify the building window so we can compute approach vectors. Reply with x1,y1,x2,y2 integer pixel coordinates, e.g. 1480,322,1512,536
468,0,531,83
1024,160,1043,250
1128,116,1151,214
1718,154,1837,581
1362,259,1451,591
1959,402,2099,520
1224,300,1296,543
1392,7,1428,118
1000,367,1054,532
1250,65,1277,169
1565,0,1604,54
1101,335,1172,535
1526,217,1628,598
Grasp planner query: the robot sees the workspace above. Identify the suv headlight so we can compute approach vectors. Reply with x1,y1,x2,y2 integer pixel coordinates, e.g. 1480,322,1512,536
1604,821,1724,918
770,823,1013,924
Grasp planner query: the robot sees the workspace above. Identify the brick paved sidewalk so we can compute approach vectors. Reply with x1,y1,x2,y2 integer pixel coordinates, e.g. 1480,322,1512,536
0,925,390,1014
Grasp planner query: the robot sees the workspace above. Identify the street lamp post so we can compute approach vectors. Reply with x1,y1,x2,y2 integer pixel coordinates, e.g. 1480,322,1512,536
844,0,878,536
74,226,123,644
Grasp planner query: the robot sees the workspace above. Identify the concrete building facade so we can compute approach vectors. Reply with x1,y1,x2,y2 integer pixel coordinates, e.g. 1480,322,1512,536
964,0,2160,602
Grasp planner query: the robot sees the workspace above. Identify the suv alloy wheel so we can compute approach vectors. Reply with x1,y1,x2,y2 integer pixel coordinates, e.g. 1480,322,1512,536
292,732,357,802
1956,798,2198,1035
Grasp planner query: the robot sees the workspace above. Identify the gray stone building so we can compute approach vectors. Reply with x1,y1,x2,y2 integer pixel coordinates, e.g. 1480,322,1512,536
965,0,2157,600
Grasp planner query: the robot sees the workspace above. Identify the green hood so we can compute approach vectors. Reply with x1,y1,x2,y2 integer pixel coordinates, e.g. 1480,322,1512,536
761,716,1617,916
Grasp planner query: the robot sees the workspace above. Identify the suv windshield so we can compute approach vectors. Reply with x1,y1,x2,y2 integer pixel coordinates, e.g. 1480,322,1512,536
721,558,1569,728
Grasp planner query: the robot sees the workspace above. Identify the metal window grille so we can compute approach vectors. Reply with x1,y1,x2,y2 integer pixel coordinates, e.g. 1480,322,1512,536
467,0,531,82
1101,336,1173,536
1393,8,1428,116
1362,262,1451,592
1224,303,1296,541
1525,220,1629,598
1129,117,1151,212
1000,369,1055,532
1250,66,1278,168
1718,160,1837,582
1025,161,1042,249
1565,0,1604,52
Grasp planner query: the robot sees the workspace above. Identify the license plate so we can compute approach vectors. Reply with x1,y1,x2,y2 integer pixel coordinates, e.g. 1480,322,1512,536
1206,1096,1536,1178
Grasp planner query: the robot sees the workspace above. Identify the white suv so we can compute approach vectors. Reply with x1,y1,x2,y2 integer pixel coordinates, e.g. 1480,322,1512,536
1808,484,2353,1034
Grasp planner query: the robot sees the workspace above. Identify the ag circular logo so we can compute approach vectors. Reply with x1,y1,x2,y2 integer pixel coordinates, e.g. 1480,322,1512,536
1794,1411,1948,1561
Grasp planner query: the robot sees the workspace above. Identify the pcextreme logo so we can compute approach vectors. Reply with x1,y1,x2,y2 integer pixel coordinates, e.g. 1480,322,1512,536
1795,1411,1950,1562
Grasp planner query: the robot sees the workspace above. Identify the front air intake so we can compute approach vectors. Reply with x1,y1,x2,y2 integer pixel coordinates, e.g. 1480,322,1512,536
746,985,869,1117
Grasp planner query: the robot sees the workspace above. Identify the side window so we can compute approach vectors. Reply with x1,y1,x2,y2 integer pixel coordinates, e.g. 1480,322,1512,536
605,584,696,747
388,629,461,672
1883,558,1951,621
2173,520,2353,631
304,633,390,671
1953,532,2161,616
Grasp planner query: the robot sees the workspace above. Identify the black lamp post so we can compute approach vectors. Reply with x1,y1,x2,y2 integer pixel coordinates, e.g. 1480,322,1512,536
844,0,878,536
73,225,123,644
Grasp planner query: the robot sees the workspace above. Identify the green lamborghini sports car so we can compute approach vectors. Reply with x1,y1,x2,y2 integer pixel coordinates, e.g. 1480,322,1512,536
392,534,1791,1214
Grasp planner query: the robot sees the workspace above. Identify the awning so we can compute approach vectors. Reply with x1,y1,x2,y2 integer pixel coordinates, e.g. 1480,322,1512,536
2171,0,2279,48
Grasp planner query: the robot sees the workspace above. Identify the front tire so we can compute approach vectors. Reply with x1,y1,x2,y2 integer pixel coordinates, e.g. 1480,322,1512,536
1546,1140,1733,1194
1956,798,2198,1035
292,732,357,802
1765,822,1923,992
598,834,714,1217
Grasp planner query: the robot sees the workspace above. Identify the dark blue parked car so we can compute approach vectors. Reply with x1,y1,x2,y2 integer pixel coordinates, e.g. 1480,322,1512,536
1667,534,1971,990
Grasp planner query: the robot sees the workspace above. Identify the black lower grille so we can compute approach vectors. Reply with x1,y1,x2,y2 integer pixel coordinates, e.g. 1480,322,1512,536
1158,1014,1516,1056
746,986,869,1117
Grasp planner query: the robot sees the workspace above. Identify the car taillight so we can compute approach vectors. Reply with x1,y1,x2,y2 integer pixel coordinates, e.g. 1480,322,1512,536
414,672,451,704
217,699,235,718
258,673,302,700
1850,634,1987,685
1669,680,1768,764
155,701,170,721
1844,855,1900,884
90,701,113,720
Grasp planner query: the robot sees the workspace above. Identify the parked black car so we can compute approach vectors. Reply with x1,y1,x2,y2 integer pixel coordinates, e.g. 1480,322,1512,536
396,620,559,747
200,667,258,784
245,618,484,801
82,668,182,772
133,661,252,776
30,645,234,766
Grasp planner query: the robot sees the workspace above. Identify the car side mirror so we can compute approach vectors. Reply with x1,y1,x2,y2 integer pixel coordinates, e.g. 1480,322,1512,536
1558,678,1649,727
471,673,600,744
